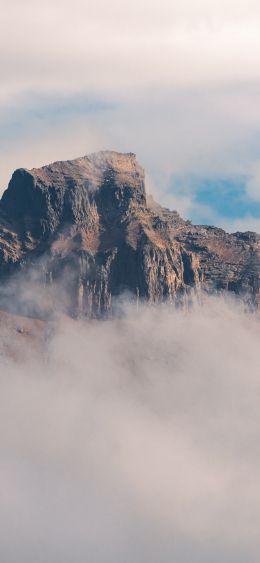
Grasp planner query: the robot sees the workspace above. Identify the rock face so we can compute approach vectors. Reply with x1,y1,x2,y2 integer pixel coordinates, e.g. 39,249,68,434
0,150,259,318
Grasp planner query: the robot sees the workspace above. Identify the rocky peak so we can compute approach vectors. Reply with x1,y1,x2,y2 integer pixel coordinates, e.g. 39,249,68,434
1,151,146,239
0,150,259,319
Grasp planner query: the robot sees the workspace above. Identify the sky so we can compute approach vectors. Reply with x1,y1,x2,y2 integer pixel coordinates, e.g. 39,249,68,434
1,0,260,231
1,4,260,560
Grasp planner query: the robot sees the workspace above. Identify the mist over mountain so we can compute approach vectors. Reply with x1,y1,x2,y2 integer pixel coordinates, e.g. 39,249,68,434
0,150,259,319
2,0,260,560
0,296,260,563
0,151,260,563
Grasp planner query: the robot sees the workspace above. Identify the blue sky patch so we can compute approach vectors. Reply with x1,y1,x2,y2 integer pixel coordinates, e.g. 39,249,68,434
170,175,260,223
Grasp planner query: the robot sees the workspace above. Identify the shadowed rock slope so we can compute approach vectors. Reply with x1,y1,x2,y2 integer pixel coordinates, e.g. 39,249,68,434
0,150,259,318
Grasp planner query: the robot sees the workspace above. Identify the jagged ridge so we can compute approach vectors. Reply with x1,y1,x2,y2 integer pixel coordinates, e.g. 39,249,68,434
0,151,259,318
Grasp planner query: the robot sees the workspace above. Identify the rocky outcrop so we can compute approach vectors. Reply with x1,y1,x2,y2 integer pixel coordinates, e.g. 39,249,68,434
0,150,259,318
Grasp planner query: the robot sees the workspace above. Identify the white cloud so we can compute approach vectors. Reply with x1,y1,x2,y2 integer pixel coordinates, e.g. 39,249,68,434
1,295,260,561
1,1,260,100
1,0,260,230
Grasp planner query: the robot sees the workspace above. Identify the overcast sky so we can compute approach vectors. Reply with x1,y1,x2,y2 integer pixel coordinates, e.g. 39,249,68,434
1,0,260,230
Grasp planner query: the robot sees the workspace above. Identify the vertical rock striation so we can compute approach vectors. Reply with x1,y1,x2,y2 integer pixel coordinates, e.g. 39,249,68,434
0,150,259,318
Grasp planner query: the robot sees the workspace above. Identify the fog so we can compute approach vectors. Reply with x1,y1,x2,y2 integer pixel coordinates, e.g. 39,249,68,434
0,294,260,561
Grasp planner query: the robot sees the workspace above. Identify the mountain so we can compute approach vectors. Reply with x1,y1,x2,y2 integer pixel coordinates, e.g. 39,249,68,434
0,150,259,318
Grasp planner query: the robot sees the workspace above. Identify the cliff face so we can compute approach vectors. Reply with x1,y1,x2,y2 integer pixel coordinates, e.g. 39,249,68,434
0,150,259,318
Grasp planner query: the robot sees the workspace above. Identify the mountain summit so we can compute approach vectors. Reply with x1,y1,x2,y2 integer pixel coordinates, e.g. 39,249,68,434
0,151,259,317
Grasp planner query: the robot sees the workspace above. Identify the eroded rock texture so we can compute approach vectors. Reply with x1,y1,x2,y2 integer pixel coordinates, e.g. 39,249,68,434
0,151,259,318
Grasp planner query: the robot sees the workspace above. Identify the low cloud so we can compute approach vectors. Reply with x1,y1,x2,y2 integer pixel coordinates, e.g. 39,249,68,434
0,294,260,561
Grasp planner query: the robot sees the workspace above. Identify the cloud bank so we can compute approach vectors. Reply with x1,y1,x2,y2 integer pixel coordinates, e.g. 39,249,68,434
1,0,260,231
0,295,260,562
